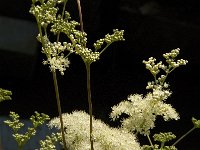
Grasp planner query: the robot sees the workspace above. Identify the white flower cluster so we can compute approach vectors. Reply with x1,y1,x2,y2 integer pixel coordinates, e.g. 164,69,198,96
40,39,71,75
43,55,70,75
31,1,125,67
49,111,141,150
111,49,187,135
110,86,179,135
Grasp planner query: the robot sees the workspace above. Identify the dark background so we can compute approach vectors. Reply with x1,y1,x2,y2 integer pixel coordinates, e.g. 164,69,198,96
0,0,200,149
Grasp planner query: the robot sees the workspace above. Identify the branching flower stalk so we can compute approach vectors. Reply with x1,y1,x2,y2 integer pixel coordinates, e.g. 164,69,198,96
75,0,94,149
110,48,191,149
29,1,70,149
37,16,68,150
75,1,124,149
74,1,125,149
30,1,124,150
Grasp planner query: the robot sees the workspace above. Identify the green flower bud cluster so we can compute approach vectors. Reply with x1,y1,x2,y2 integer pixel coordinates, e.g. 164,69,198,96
0,88,12,102
30,0,125,69
143,57,163,76
30,0,58,27
104,29,125,44
163,48,188,69
94,29,125,51
40,133,62,150
143,48,188,87
4,111,50,149
69,29,124,64
75,45,100,64
142,144,177,150
50,17,80,36
153,132,176,143
42,40,68,56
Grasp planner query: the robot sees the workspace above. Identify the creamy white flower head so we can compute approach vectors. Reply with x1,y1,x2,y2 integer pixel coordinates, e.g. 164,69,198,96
110,87,179,135
43,55,70,75
151,86,171,101
49,111,141,150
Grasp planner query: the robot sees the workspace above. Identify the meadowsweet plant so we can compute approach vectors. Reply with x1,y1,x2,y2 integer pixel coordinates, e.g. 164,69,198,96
110,48,186,135
29,0,124,149
110,48,199,149
1,0,199,149
4,111,50,150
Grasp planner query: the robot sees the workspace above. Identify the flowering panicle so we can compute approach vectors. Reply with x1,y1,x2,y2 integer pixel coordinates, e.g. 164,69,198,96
49,111,141,150
163,48,188,69
94,29,125,51
50,17,80,36
30,0,72,75
111,49,187,135
39,36,70,75
110,87,179,135
30,0,124,74
143,48,188,86
29,0,58,27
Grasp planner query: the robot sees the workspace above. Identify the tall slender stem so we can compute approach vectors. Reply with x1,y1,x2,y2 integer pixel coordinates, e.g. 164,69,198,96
76,0,93,149
76,0,84,32
36,18,67,150
52,71,67,150
172,126,196,146
85,63,94,150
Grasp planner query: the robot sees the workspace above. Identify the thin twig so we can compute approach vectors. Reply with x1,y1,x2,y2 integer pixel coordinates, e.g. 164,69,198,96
76,1,94,149
85,63,94,150
76,0,84,32
172,126,196,146
52,71,68,150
